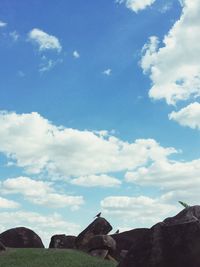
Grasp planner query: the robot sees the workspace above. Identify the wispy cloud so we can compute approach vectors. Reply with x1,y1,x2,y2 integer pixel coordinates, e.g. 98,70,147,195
10,31,19,41
73,50,80,58
103,68,112,76
0,20,7,27
71,174,121,188
28,28,62,52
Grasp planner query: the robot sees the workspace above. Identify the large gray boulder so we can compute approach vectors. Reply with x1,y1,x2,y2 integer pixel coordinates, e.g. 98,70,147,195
49,234,76,249
75,217,112,250
0,227,44,248
118,206,200,267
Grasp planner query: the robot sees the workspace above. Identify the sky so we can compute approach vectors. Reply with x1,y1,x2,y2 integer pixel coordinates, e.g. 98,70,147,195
0,0,200,247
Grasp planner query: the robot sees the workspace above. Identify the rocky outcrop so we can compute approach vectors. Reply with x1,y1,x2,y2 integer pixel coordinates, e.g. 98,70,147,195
111,228,149,261
49,235,76,249
88,235,116,253
75,217,112,251
118,206,200,267
0,227,44,248
0,241,6,251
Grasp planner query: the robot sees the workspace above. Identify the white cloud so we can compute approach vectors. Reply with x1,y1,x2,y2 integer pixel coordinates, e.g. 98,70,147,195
0,211,81,247
71,174,121,188
116,0,156,12
101,195,178,226
169,102,200,129
0,111,176,178
141,0,200,105
9,31,19,41
28,28,62,52
73,50,80,58
125,158,200,189
0,196,20,209
103,69,112,76
0,177,84,210
39,59,55,72
0,20,7,27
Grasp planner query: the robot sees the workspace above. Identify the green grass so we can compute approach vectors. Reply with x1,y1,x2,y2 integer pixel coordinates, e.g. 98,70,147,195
0,248,117,267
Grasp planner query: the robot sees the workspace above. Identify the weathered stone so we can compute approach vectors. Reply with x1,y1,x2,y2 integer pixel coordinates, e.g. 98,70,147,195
87,235,116,253
75,217,112,250
118,206,200,267
111,228,149,261
0,241,6,251
89,249,108,259
0,227,44,248
49,234,76,249
106,254,119,263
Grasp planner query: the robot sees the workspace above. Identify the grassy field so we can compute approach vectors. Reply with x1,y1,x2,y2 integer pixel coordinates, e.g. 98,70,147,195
0,248,117,267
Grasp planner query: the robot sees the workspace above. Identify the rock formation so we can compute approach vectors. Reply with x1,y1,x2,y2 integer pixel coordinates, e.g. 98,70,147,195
0,227,44,248
118,206,200,267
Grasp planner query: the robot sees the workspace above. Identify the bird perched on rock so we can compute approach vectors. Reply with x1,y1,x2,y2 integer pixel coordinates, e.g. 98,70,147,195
178,201,190,208
115,229,119,234
94,212,101,218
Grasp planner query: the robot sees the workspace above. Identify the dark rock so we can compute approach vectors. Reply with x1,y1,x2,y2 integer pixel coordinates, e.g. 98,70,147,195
111,228,149,261
118,206,200,267
89,249,108,259
87,235,116,253
75,217,112,250
0,227,44,248
49,234,76,249
0,241,6,251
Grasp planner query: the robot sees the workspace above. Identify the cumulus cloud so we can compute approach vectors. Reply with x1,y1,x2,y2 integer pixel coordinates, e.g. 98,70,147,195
0,211,81,247
28,28,62,52
71,174,121,188
0,20,7,27
0,177,84,210
101,195,178,226
125,152,200,207
0,111,176,178
116,0,156,12
141,0,200,105
169,102,200,129
0,196,20,209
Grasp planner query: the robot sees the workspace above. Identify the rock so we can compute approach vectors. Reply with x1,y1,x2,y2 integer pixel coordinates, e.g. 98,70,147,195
87,235,116,253
75,217,112,250
49,235,76,249
0,227,44,248
0,241,6,251
106,254,119,263
89,249,109,259
111,228,149,261
118,206,200,267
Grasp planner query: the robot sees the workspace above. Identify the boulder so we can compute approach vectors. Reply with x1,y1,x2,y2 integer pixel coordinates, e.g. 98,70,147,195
118,206,200,267
49,235,76,249
89,249,109,259
111,228,149,261
87,235,116,253
75,217,112,250
0,227,44,248
0,241,6,251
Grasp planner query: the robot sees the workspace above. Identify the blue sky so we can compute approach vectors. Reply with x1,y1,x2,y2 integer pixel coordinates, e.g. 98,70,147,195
1,0,200,246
